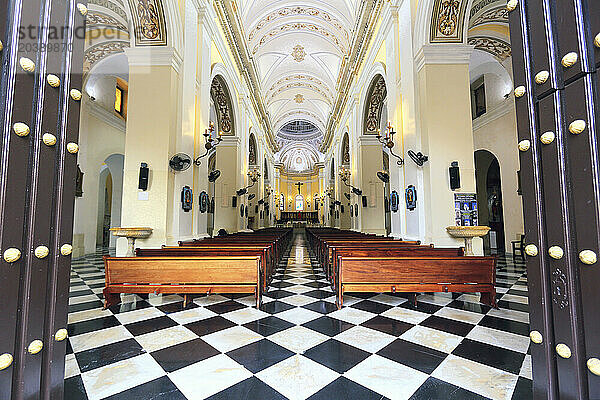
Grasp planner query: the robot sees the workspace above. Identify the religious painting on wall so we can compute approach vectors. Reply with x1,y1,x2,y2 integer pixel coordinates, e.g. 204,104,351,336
405,185,417,211
200,192,209,213
181,186,193,212
390,191,400,212
454,193,478,226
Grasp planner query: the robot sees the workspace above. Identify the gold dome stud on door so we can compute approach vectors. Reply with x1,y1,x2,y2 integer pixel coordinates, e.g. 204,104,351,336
525,244,538,256
19,57,35,73
556,343,572,359
548,246,564,259
34,246,49,259
514,86,526,98
0,354,13,371
27,340,43,355
579,250,597,265
67,143,79,154
70,89,82,101
569,120,586,135
61,244,73,256
588,358,600,376
518,140,530,151
42,133,57,146
3,248,21,263
529,331,543,344
55,329,68,342
47,74,60,88
506,0,518,11
13,122,30,137
77,3,88,16
540,132,555,144
535,71,549,85
562,52,579,68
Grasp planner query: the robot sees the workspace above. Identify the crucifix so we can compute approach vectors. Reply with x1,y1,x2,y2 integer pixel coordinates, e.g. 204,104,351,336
295,182,304,194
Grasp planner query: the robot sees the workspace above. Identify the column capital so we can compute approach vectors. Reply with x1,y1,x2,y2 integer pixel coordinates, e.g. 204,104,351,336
124,46,183,74
414,44,474,72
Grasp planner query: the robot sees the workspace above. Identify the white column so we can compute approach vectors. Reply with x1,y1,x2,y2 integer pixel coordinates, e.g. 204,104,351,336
415,44,483,253
119,47,182,254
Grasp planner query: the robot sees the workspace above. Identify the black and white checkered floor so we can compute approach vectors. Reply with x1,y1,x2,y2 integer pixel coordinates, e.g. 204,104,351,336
65,233,532,400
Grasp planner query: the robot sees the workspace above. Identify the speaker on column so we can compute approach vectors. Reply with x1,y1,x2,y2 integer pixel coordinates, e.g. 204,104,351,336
138,163,149,191
449,161,460,190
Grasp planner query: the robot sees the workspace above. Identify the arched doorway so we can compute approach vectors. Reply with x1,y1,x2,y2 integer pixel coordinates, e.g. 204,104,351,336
475,150,505,255
248,133,259,230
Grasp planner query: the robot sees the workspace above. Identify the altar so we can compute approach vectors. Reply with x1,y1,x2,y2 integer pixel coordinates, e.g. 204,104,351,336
279,211,319,224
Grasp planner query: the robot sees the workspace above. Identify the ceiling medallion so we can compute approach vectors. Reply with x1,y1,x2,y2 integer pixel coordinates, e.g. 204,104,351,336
292,45,306,62
295,94,304,103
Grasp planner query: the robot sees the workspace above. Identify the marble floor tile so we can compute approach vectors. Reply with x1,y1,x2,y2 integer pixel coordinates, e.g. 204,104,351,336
334,325,396,353
467,325,530,354
400,325,463,353
222,307,270,325
381,306,430,325
256,354,339,400
64,354,80,379
487,307,530,324
114,307,166,325
135,325,199,353
202,326,263,353
345,354,429,400
69,325,133,353
81,354,165,400
68,308,112,325
280,294,317,306
434,306,485,325
169,354,253,400
168,307,218,325
432,354,519,400
276,307,322,325
328,307,376,325
267,325,329,354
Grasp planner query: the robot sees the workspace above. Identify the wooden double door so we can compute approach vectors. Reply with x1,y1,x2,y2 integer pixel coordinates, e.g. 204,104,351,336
0,1,86,399
508,1,600,398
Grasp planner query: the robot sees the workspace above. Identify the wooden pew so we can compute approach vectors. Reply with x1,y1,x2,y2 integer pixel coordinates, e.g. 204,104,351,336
334,254,497,309
103,255,262,309
137,246,274,289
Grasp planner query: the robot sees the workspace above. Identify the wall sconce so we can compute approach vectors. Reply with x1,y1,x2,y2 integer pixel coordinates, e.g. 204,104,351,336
377,121,404,166
407,150,429,166
194,122,223,166
339,167,363,196
236,167,261,196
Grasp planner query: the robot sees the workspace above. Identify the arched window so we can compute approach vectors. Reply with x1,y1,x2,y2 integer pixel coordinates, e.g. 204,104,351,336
280,193,285,211
295,195,304,211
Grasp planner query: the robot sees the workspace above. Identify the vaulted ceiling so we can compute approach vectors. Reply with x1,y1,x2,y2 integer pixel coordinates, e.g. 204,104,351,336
237,1,359,137
467,0,511,62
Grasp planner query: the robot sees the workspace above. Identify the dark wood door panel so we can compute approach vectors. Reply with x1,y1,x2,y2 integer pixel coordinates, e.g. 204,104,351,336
553,0,586,81
0,0,86,398
527,0,558,96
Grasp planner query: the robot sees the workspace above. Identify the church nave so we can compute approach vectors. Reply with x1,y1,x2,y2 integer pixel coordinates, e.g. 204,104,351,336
64,231,531,400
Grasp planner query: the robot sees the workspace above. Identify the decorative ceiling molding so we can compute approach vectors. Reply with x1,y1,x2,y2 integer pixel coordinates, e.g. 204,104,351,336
267,82,333,104
251,23,348,55
214,0,277,152
274,110,326,131
268,74,332,95
84,41,130,73
469,6,508,27
87,12,129,30
430,0,468,43
89,0,129,21
469,0,502,18
292,45,306,62
248,6,350,42
321,0,385,151
467,36,511,60
127,0,168,46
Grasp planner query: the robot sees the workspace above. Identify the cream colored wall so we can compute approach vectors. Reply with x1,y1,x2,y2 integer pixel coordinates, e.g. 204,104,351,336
279,173,319,213
418,62,482,253
73,90,126,257
120,62,180,249
473,102,524,252
358,137,386,234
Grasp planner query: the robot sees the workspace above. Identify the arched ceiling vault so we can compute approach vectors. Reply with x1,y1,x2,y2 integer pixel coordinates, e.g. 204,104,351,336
215,0,385,159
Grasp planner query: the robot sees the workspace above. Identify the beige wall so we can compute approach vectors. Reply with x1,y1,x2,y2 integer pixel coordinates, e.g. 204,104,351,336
73,91,126,257
418,62,482,253
473,101,524,252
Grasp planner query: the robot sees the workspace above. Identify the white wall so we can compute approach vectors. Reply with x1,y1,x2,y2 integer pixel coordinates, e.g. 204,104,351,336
73,75,126,257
